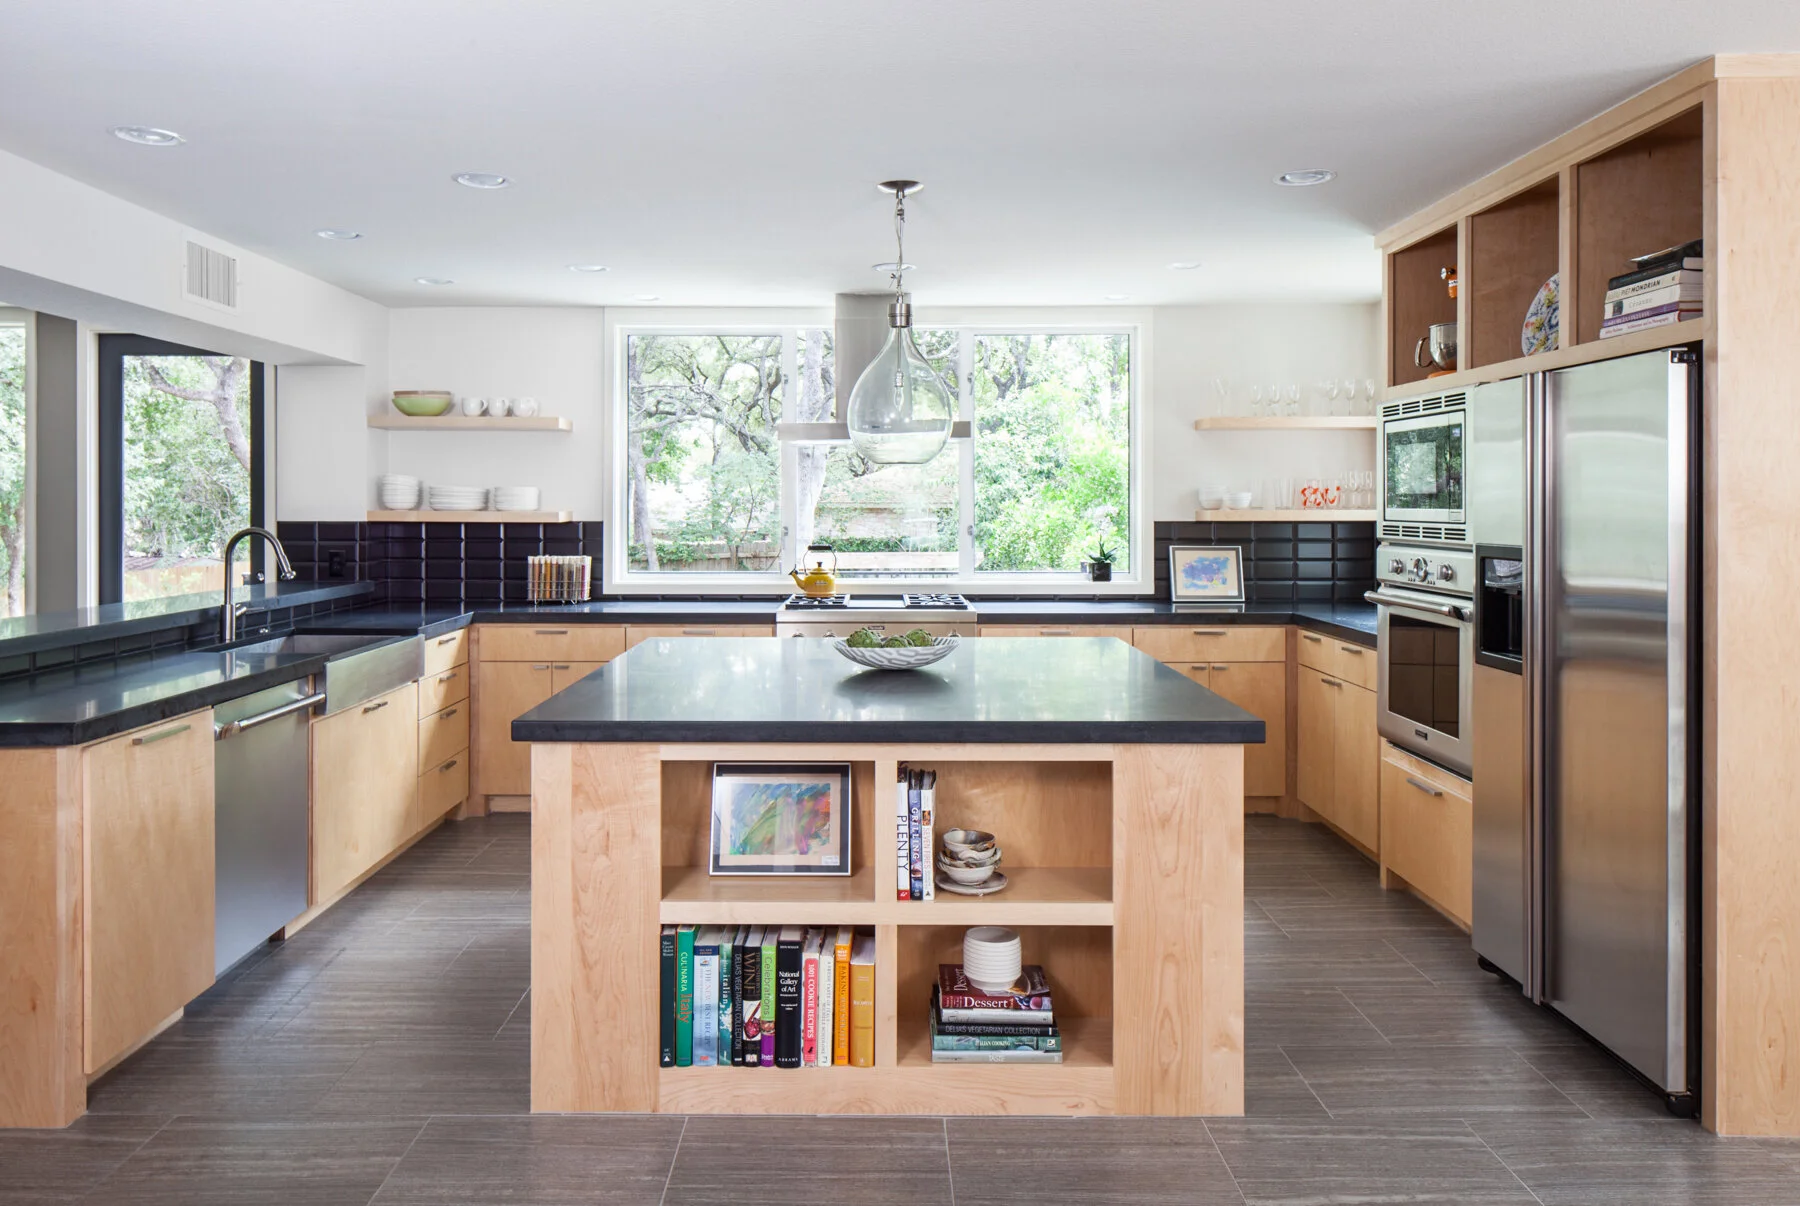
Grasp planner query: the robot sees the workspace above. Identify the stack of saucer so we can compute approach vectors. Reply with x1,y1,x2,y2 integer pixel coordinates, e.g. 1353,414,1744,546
490,486,540,512
936,828,1005,897
427,484,488,512
378,474,421,510
961,926,1024,993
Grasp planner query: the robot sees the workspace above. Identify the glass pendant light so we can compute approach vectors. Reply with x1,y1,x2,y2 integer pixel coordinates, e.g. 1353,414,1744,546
845,180,955,464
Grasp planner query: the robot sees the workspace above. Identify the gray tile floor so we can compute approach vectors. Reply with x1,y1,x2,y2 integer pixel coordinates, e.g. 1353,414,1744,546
4,813,1796,1204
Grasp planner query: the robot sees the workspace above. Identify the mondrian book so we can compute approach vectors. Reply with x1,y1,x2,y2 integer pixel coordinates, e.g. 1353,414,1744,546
738,925,764,1066
693,927,721,1067
908,770,925,900
849,933,876,1067
930,1014,1062,1053
935,966,1055,1024
919,770,936,902
675,924,696,1067
832,926,854,1066
719,925,738,1066
896,764,912,900
759,927,778,1066
1604,265,1703,300
815,929,835,1067
659,925,677,1068
1604,279,1703,317
775,925,804,1069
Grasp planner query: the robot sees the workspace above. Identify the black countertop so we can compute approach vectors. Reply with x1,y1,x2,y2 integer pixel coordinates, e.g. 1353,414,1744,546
512,636,1266,745
0,581,374,657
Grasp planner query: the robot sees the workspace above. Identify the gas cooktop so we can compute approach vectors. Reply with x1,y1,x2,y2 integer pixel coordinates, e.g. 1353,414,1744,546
779,593,971,611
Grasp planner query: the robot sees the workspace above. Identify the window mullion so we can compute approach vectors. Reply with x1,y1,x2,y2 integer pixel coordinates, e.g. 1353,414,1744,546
958,329,976,578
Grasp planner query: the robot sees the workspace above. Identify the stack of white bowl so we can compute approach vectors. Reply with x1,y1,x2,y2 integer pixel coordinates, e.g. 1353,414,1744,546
427,484,488,512
490,486,541,512
378,474,422,511
961,926,1024,993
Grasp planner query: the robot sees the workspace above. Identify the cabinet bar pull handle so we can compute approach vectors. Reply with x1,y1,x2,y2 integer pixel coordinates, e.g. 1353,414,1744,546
533,629,570,635
1323,677,1343,688
1405,775,1445,797
680,628,717,635
363,700,389,714
440,707,458,720
1301,633,1323,643
1040,628,1073,635
436,635,458,645
438,670,458,682
1192,629,1227,635
440,758,459,772
1212,664,1229,671
552,664,571,670
1339,644,1365,655
132,722,192,746
531,663,552,670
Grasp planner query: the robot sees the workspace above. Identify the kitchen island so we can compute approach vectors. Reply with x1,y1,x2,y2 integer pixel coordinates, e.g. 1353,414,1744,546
515,636,1260,1116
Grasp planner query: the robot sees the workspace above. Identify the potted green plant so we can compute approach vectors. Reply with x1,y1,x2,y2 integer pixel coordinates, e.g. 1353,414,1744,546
1086,542,1116,582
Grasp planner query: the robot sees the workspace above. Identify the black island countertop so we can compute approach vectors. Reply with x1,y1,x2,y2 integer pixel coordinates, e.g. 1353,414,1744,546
512,636,1266,745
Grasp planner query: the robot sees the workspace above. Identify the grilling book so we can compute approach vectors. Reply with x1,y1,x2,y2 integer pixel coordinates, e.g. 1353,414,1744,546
908,770,925,900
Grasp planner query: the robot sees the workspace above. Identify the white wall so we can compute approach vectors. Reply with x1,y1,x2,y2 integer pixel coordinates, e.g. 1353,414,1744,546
383,308,607,520
1152,302,1382,517
274,363,389,521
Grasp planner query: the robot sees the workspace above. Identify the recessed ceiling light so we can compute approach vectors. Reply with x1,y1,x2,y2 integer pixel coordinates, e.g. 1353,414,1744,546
872,261,917,273
1275,168,1336,187
111,125,184,146
414,277,455,286
567,264,610,273
1167,261,1202,271
315,229,362,241
634,294,662,302
1104,294,1131,301
453,171,511,189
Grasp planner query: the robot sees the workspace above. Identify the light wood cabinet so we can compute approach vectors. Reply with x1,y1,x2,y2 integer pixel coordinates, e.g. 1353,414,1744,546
418,750,470,824
552,661,608,692
311,684,420,902
624,625,772,648
979,625,1134,640
473,659,556,798
1295,668,1380,851
422,628,470,677
479,625,625,664
1132,626,1285,664
82,712,215,1073
1194,661,1286,798
418,700,469,772
1379,742,1473,927
1296,630,1377,690
418,662,469,717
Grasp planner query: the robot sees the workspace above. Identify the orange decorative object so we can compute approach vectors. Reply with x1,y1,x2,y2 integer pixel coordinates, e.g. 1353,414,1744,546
1442,265,1458,299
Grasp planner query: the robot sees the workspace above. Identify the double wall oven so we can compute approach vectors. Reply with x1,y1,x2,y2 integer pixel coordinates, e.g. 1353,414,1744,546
1369,389,1473,777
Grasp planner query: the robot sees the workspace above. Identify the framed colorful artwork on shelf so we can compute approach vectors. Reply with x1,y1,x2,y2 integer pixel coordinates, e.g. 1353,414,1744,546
1169,545,1245,605
709,763,853,876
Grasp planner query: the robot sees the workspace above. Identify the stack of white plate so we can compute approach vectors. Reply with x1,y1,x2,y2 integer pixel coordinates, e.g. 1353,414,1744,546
962,926,1023,993
378,474,422,511
490,486,541,512
427,484,488,512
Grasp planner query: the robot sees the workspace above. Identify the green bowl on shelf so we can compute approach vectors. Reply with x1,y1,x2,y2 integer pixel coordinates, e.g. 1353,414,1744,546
392,391,454,417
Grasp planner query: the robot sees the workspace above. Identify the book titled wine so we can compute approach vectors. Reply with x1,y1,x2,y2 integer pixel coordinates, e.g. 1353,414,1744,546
693,927,721,1067
831,925,854,1066
659,925,677,1068
674,924,696,1067
849,933,876,1067
935,965,1055,1024
738,925,764,1066
774,925,804,1069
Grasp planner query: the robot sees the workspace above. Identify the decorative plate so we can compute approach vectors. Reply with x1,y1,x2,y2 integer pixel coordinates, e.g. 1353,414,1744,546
832,634,959,670
936,870,1009,896
1522,273,1559,356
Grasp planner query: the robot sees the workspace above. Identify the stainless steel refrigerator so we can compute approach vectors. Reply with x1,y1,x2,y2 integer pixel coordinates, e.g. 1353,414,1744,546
1469,346,1700,1109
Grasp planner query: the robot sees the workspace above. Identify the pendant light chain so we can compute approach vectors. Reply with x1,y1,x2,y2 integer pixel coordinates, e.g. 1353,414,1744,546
891,187,907,300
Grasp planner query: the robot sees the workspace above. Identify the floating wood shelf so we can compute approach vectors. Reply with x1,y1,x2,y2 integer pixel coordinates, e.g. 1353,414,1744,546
1196,509,1377,523
368,415,573,432
1193,416,1379,431
367,510,572,524
657,864,1113,927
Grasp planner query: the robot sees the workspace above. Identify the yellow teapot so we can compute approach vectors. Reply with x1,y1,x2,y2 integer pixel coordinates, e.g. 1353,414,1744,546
788,544,839,597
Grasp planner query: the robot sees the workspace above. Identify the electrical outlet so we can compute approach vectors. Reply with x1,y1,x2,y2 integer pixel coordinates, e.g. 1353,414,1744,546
327,550,348,579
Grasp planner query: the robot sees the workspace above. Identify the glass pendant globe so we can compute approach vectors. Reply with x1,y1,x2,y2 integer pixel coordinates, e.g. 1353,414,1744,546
845,323,955,464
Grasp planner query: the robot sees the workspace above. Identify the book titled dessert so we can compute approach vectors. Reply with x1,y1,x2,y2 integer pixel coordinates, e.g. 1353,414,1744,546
935,965,1055,1024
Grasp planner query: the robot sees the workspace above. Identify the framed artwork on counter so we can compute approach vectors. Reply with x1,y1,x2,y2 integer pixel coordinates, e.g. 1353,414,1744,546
1169,544,1246,604
709,762,853,876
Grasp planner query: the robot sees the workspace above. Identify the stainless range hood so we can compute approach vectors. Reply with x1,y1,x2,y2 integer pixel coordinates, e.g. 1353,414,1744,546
776,293,970,443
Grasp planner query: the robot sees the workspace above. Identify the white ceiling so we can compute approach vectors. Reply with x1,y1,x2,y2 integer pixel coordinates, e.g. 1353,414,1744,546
0,1,1794,309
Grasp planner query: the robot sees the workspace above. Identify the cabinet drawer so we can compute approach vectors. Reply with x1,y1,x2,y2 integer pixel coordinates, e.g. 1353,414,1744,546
476,624,625,663
625,624,773,648
978,625,1134,640
419,700,470,770
422,628,469,677
1132,625,1284,664
1380,743,1473,927
1296,629,1377,689
418,662,471,716
418,751,469,823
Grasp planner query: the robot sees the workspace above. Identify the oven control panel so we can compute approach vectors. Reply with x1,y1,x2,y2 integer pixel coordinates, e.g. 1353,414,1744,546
1375,544,1475,598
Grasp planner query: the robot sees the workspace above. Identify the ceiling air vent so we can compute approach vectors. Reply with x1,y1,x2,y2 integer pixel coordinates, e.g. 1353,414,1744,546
183,240,239,309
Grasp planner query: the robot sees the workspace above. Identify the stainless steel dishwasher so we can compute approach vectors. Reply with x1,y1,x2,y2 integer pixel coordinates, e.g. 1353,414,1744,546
213,677,321,973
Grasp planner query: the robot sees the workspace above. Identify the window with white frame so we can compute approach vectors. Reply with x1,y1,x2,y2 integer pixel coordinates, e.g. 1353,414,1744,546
613,319,1139,589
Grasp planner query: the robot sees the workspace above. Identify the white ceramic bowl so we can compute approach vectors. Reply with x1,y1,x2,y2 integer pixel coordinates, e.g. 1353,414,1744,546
941,828,996,857
1227,490,1253,509
832,634,958,670
938,861,997,887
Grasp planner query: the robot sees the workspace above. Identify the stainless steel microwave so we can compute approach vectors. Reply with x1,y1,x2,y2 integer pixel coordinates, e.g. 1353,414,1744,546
1381,404,1467,527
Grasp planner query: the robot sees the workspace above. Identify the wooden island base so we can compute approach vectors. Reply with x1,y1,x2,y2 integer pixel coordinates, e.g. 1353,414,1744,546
530,742,1245,1117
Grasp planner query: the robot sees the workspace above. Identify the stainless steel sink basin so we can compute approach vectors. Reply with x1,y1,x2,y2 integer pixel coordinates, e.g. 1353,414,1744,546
216,632,424,713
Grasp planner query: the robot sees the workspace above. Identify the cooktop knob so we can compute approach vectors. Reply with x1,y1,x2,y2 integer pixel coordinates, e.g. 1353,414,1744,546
1437,564,1456,582
1388,557,1405,575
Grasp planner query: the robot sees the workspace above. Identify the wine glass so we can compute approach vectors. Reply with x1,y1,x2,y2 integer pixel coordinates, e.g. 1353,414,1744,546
1285,385,1302,417
1249,384,1265,417
1362,378,1379,416
1323,380,1340,417
1211,377,1230,418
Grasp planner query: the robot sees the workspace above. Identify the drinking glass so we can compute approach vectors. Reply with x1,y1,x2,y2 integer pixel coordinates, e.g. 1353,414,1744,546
1340,379,1358,417
1362,469,1377,508
1325,476,1344,509
1211,377,1230,417
1362,378,1379,416
1285,385,1302,417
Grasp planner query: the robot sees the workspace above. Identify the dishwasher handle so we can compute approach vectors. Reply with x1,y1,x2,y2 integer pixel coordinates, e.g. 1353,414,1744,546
215,691,325,740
